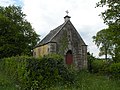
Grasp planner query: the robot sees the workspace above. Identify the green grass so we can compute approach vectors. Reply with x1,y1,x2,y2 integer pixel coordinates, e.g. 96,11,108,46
47,71,120,90
0,71,120,90
75,71,120,90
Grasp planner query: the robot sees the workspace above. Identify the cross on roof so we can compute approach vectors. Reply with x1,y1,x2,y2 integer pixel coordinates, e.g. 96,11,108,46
65,10,69,15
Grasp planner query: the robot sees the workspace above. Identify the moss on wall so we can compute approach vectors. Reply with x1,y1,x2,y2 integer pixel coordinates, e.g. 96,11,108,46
59,30,68,55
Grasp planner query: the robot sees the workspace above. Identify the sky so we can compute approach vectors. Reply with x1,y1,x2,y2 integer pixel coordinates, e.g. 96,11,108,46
0,0,107,57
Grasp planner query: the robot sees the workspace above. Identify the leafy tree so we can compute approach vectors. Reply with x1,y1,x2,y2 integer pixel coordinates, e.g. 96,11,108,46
0,5,40,59
93,29,112,60
95,0,120,62
96,0,120,25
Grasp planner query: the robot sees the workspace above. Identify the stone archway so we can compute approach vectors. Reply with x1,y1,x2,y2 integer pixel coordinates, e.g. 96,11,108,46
65,50,73,65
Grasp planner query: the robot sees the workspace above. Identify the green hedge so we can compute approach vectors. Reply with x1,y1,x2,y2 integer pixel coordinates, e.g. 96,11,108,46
90,59,120,79
108,62,120,79
0,56,32,89
91,60,108,74
0,54,75,89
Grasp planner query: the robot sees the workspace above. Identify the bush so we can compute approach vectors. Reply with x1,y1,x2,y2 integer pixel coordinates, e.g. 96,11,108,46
87,52,96,72
108,62,120,79
0,54,75,89
90,59,120,79
91,60,108,74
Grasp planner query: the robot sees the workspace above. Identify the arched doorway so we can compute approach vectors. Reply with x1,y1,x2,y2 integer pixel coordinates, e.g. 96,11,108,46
65,50,73,65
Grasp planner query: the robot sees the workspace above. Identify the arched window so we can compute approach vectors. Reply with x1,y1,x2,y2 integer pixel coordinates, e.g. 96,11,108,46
65,50,73,65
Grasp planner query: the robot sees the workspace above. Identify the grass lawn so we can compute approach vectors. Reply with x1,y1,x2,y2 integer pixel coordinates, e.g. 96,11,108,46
48,71,120,90
0,71,120,90
74,71,120,90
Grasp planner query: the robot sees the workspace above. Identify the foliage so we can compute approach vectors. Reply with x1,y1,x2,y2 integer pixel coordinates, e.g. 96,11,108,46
91,59,108,74
108,24,120,62
108,62,120,79
93,29,112,60
1,67,120,90
25,54,75,89
0,71,17,90
90,58,120,79
59,30,68,55
0,54,75,90
96,0,120,25
0,5,40,59
0,56,29,89
95,0,120,62
93,27,120,62
87,52,96,72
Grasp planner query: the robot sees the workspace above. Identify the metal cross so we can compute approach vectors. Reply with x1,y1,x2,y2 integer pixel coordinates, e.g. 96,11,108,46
65,10,69,15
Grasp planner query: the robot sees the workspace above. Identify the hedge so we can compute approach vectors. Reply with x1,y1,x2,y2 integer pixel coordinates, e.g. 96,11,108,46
90,59,120,79
108,62,120,79
0,54,75,89
91,60,108,74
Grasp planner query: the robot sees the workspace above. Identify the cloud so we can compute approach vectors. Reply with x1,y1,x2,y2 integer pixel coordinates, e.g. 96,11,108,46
0,0,107,57
22,0,106,32
0,0,15,6
0,0,23,7
78,24,107,57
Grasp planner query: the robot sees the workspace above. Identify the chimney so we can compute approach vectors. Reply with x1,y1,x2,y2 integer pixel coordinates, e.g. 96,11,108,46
64,15,71,22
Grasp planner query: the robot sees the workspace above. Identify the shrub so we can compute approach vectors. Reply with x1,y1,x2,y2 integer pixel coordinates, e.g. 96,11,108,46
91,59,108,74
25,54,75,89
87,52,96,72
0,54,75,89
0,56,30,88
108,62,120,79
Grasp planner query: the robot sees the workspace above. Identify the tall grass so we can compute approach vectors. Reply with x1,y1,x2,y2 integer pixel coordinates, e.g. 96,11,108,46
75,71,120,90
47,71,120,90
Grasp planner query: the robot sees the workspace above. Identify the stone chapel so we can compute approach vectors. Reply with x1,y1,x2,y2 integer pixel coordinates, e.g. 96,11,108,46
33,15,87,69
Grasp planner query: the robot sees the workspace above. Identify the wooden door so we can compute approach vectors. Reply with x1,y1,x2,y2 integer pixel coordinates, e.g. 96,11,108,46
66,50,73,65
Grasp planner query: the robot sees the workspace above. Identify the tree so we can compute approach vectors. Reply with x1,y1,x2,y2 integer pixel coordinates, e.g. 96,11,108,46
96,0,120,25
0,5,40,59
93,29,112,60
95,0,120,62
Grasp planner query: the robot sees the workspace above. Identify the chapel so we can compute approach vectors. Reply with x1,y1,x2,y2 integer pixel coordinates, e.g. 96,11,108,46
33,15,87,69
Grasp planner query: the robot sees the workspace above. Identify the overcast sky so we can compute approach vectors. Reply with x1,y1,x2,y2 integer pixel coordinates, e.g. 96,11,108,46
0,0,107,57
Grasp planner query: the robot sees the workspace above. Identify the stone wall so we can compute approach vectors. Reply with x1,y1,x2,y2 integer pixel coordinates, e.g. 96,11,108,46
51,21,87,69
33,44,49,57
33,20,87,70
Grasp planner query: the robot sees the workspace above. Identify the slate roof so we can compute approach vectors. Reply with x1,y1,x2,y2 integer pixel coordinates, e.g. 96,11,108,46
35,15,87,48
36,23,65,47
